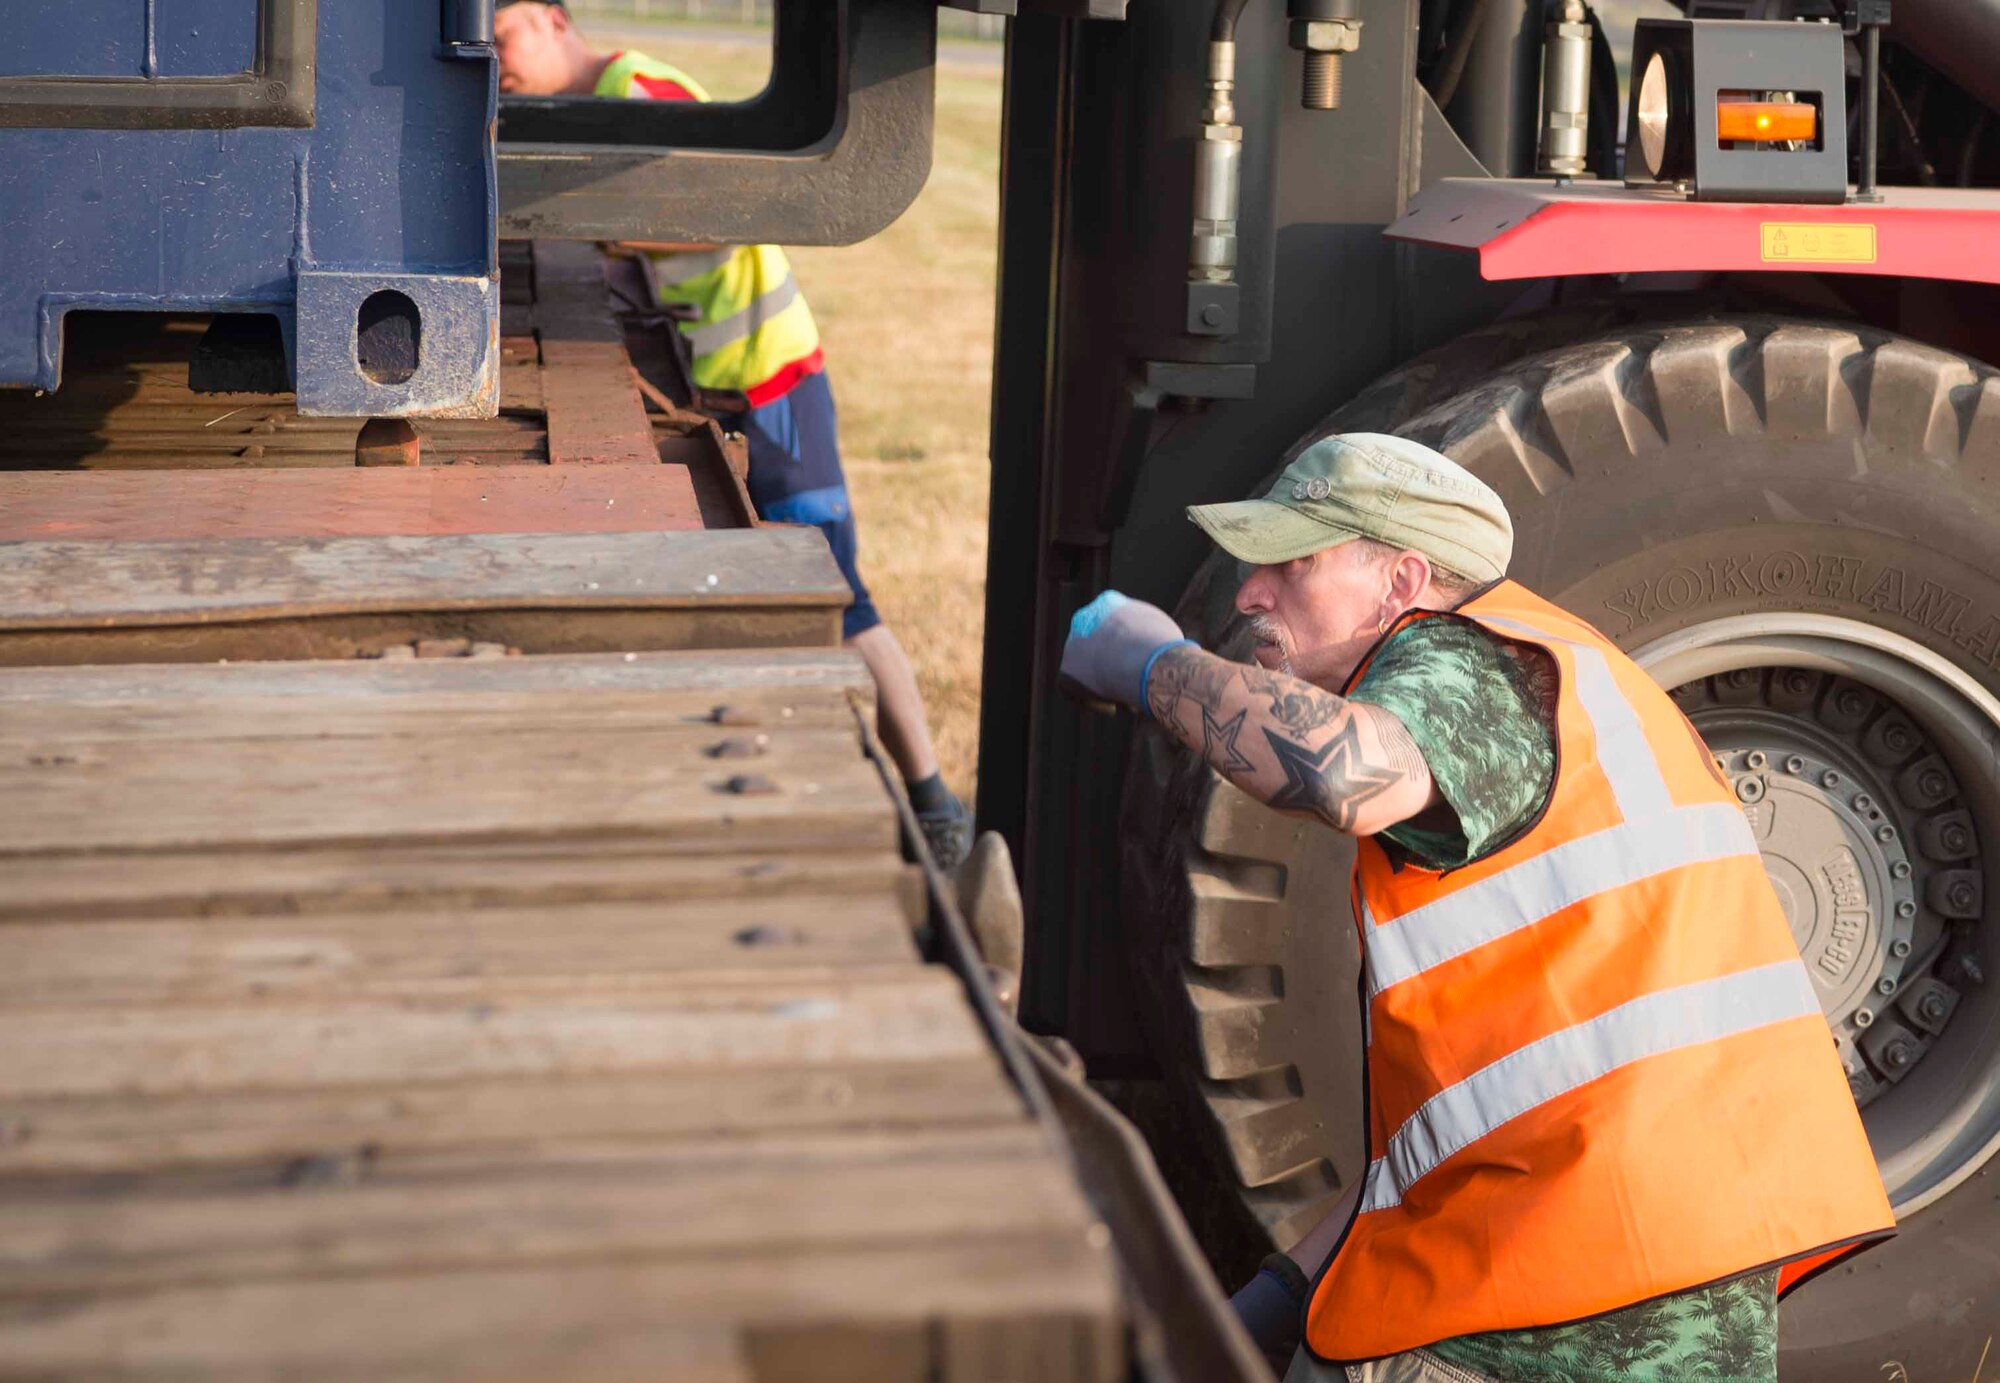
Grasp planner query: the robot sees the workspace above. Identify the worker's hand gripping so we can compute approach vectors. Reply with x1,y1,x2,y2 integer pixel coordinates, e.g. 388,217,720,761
1058,591,1195,717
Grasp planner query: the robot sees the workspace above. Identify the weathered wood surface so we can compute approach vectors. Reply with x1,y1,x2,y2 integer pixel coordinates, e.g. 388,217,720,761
0,651,1124,1380
0,466,705,541
0,529,848,627
0,530,850,663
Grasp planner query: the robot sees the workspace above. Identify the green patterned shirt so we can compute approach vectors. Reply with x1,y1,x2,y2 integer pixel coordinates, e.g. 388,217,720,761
1346,618,1780,1382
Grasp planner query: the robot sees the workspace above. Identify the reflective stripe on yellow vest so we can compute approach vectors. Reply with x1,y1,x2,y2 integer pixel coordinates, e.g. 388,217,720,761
595,51,824,405
1304,579,1895,1364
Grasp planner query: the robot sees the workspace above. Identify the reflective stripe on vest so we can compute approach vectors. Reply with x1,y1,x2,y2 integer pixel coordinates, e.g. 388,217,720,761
599,51,824,402
1357,960,1822,1213
1304,580,1895,1364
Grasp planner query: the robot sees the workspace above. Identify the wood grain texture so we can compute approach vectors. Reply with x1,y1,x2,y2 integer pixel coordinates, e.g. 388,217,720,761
0,529,848,630
0,1060,1021,1177
0,1238,1121,1382
0,466,706,541
0,645,1124,1379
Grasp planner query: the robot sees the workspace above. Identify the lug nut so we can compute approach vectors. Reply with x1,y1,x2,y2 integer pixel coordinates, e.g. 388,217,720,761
1748,751,1769,770
1854,794,1874,812
1877,977,1897,996
1897,901,1917,919
1892,861,1913,879
1891,938,1913,958
1785,756,1806,775
1877,825,1897,843
1854,1008,1875,1027
1823,771,1843,788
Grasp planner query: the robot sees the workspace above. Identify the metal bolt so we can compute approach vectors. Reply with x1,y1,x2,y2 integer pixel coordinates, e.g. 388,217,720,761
1884,1039,1916,1070
708,735,771,760
1855,1008,1875,1027
1748,751,1770,770
1892,861,1913,879
1920,772,1948,799
1302,50,1343,109
1877,826,1897,844
1785,756,1806,775
1920,993,1949,1023
1891,938,1913,958
1200,303,1226,327
1728,669,1759,688
1736,777,1767,805
1949,882,1978,912
1823,771,1843,788
1944,825,1972,853
1897,900,1917,919
1839,690,1869,716
1877,977,1897,996
1854,794,1874,812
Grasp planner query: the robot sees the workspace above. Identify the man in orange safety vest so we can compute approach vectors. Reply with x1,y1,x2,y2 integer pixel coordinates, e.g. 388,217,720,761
1060,433,1895,1382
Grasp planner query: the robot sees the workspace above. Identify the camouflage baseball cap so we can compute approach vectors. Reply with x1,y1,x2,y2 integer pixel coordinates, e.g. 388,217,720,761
1186,433,1513,582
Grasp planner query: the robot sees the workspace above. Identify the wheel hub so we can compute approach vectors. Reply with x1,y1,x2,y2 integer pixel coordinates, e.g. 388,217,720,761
1674,672,1977,1110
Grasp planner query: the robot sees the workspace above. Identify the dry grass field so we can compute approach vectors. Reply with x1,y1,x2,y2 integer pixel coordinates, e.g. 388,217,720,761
585,25,1002,797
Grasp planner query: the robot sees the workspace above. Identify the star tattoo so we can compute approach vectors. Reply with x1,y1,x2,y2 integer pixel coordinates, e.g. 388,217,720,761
1262,718,1400,832
1200,704,1258,775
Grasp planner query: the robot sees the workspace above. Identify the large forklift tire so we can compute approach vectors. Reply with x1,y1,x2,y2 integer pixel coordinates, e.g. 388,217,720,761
1123,316,2000,1379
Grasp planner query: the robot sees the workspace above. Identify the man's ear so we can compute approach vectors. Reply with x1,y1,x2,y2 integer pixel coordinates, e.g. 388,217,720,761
548,4,572,35
1392,550,1433,608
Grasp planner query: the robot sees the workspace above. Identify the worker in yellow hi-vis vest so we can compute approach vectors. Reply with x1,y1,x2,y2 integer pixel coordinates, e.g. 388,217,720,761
495,1,972,867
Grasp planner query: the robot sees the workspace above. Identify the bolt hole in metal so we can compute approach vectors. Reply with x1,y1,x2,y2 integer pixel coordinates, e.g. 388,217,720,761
1635,615,1999,1213
356,290,421,386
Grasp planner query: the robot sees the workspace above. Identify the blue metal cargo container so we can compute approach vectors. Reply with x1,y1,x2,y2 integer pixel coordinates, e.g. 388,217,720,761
0,0,499,417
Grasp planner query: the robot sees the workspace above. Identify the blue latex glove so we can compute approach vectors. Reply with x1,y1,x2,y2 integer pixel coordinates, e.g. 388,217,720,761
1060,591,1194,715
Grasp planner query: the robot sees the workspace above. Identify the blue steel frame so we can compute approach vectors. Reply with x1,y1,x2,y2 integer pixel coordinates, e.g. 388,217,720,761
0,0,500,418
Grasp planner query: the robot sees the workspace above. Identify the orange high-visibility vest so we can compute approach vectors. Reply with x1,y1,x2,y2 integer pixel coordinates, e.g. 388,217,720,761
1304,580,1894,1364
599,52,825,406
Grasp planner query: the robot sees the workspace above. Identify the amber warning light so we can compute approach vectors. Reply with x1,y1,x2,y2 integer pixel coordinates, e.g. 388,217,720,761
1717,98,1818,145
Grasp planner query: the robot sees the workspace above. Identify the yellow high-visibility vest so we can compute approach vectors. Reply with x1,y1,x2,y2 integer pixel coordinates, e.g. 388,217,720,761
597,51,824,405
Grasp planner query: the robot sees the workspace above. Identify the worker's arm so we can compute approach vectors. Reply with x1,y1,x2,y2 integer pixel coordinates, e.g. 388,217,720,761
1059,592,1439,837
1145,644,1438,836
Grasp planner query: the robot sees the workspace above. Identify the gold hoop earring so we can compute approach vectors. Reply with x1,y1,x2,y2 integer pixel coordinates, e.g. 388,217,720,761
1377,612,1392,636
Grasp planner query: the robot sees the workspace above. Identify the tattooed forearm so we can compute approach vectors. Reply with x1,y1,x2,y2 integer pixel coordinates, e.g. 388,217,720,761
1145,645,1440,837
1145,646,1241,724
1262,719,1401,832
1241,667,1348,738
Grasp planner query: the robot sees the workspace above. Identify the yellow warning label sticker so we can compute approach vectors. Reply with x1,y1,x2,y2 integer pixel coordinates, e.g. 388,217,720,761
1760,223,1878,265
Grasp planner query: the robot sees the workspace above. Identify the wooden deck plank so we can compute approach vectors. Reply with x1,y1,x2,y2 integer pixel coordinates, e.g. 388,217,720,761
0,845,914,923
0,723,894,857
0,530,847,631
0,1133,1084,1296
0,648,872,705
0,974,988,1099
0,1238,1122,1383
0,892,926,1006
0,682,863,745
0,467,706,542
0,1060,1023,1178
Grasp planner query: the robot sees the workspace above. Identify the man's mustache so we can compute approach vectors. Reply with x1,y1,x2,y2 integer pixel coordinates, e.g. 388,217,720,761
1245,615,1293,673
